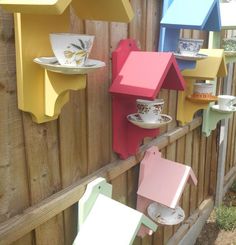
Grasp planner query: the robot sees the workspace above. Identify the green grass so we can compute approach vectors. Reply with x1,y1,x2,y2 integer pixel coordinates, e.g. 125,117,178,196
216,205,236,231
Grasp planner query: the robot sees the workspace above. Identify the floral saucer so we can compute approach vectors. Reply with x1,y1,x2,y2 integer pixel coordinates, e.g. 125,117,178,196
173,52,208,61
211,105,236,113
33,57,105,74
127,113,172,129
147,202,185,226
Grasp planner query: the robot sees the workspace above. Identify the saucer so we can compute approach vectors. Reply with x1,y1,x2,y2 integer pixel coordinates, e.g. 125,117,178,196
224,50,236,57
186,95,218,103
127,113,172,129
173,52,208,61
211,105,236,113
33,57,105,74
147,202,185,225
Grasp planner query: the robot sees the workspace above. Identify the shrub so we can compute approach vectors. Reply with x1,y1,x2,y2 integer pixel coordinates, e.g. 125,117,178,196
216,205,236,231
230,180,236,193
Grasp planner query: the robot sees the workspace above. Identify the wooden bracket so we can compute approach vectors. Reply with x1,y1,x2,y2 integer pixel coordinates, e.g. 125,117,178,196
136,146,197,237
109,39,185,159
159,0,221,70
177,79,212,125
44,71,86,118
177,49,227,125
202,106,234,137
73,178,157,244
0,0,134,23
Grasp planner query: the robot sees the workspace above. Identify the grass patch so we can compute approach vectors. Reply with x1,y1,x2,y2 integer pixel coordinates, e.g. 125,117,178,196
216,205,236,231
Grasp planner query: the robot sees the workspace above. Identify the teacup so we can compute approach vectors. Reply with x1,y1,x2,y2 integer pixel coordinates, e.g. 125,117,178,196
192,83,214,99
222,37,236,52
218,95,236,110
177,38,204,56
49,33,94,67
136,99,164,123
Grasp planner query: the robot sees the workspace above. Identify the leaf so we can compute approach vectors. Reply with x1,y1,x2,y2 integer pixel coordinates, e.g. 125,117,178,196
71,43,82,50
75,50,87,56
78,39,85,49
76,59,82,65
64,50,74,58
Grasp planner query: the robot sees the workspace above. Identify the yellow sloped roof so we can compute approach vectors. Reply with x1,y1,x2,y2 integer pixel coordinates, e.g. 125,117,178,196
182,49,227,80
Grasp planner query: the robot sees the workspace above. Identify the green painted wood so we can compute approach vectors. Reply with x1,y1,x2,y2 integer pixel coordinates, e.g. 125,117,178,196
202,26,235,136
78,178,112,226
225,55,236,64
74,178,157,245
202,106,233,137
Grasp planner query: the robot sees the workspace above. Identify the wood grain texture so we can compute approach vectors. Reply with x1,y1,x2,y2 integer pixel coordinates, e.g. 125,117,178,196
0,8,33,245
0,1,235,245
0,117,202,245
59,9,87,245
190,127,200,213
22,116,64,245
85,20,111,173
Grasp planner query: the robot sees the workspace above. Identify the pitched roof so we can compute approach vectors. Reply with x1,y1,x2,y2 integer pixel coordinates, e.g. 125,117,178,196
160,0,221,31
109,51,185,99
220,2,236,30
182,49,227,80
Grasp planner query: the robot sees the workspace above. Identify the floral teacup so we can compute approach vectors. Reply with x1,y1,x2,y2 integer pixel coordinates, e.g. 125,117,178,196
136,99,164,123
50,33,94,67
177,38,204,56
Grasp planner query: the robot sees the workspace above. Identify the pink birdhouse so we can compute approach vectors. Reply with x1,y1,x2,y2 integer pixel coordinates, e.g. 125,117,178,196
109,39,185,159
136,146,197,237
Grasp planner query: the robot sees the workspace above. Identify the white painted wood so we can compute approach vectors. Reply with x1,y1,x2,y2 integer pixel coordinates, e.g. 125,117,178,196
215,63,234,206
220,2,236,30
73,178,157,245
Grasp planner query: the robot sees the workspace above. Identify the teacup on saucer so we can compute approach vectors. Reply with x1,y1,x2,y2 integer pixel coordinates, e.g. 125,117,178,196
136,99,164,123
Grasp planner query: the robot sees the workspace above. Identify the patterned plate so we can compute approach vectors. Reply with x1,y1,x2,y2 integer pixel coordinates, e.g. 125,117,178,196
147,202,185,226
33,57,105,74
127,113,172,129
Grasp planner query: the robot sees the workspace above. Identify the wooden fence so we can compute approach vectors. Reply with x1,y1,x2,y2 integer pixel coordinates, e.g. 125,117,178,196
0,1,235,245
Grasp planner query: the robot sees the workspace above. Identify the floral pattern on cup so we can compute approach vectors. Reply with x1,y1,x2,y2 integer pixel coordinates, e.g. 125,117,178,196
49,33,94,67
222,38,236,52
64,39,93,66
136,99,164,123
177,38,204,56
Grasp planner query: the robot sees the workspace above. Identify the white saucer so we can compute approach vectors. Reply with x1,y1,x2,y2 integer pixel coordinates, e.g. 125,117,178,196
173,52,208,61
127,113,172,129
224,50,236,57
147,202,185,226
33,57,105,74
211,104,236,113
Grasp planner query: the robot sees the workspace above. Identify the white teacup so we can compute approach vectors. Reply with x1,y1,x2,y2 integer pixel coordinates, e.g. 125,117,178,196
136,99,164,123
49,33,94,67
192,83,214,98
218,95,236,110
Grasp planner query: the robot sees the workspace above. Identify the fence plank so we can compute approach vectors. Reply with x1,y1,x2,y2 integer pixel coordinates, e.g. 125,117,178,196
0,9,33,245
85,20,111,173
